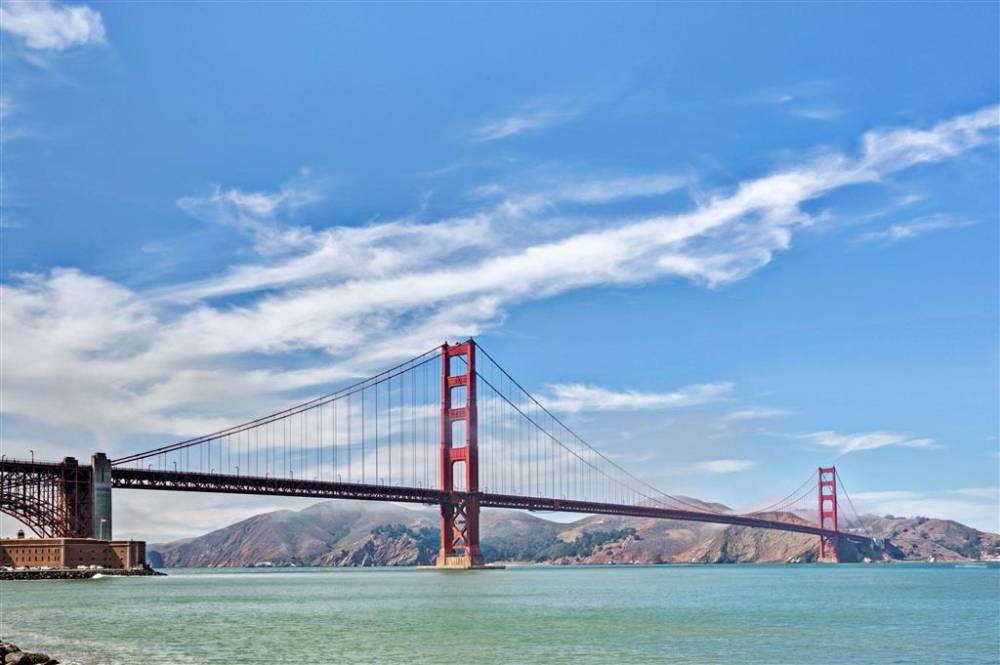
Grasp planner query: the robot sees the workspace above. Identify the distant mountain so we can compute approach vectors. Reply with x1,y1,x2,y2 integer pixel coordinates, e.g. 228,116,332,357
149,501,439,568
147,499,1000,568
858,514,1000,561
675,511,894,563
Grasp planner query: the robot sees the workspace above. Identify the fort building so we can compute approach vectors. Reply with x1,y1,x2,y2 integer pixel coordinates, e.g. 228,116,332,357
0,537,146,570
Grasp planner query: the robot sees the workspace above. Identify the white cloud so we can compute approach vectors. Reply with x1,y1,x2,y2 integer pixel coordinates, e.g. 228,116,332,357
954,487,999,499
724,407,789,420
540,382,734,413
856,215,976,244
690,459,757,474
477,172,687,217
789,106,846,122
176,179,324,241
800,430,939,456
1,106,996,467
0,0,105,51
473,98,585,141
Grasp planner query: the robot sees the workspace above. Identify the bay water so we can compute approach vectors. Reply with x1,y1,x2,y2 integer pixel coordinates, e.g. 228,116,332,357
3,564,998,664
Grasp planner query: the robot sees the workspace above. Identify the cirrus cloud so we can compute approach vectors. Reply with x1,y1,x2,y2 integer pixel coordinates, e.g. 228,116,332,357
473,97,586,141
540,382,734,413
690,459,758,474
1,106,996,462
800,430,940,456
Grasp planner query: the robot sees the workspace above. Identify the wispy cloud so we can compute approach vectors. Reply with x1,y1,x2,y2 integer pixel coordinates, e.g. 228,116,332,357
954,487,999,499
755,81,847,122
799,430,939,456
476,172,687,216
0,0,106,51
724,407,789,421
689,459,757,474
788,106,846,122
473,98,585,141
1,106,996,460
540,382,734,413
855,215,976,244
176,175,325,241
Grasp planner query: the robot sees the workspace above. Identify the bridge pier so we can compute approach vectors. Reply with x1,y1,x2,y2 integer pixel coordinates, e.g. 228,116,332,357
91,453,112,540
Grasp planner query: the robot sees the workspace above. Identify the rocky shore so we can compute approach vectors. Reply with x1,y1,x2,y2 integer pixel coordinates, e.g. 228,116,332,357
0,641,59,665
1,567,165,581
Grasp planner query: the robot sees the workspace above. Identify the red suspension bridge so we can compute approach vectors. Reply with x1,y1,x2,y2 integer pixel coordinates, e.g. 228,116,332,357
1,340,876,565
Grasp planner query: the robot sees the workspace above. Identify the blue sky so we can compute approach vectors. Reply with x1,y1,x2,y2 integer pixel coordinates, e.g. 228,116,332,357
1,2,997,539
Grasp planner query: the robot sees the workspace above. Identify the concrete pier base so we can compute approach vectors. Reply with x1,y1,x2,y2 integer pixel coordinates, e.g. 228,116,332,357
418,555,504,571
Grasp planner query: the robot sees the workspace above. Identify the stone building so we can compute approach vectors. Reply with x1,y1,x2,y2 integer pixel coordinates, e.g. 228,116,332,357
0,538,146,570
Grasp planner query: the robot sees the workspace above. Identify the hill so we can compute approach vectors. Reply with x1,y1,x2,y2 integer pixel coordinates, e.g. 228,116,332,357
147,500,1000,567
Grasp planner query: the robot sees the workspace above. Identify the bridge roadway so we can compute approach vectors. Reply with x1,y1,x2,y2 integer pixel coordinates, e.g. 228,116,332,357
110,466,871,544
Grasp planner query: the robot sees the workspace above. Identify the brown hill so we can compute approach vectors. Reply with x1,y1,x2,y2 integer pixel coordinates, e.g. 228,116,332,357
150,501,438,567
677,511,819,563
147,500,1000,567
858,515,1000,561
546,513,722,564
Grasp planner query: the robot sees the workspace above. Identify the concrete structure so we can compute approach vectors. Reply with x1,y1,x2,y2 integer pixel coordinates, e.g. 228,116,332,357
91,452,112,540
0,538,145,570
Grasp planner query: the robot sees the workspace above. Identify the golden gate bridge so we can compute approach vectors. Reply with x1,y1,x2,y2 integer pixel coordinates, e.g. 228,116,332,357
0,340,876,566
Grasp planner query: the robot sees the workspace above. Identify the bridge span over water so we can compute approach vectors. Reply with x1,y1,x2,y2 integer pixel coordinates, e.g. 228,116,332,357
1,340,874,565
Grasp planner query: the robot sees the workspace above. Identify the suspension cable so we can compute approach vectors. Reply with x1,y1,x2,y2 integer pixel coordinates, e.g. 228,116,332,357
743,472,816,515
837,475,877,540
473,344,719,514
112,346,440,465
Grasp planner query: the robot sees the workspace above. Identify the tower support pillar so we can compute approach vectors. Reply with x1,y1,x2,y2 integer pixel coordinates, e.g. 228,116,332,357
435,340,487,569
818,466,838,562
91,452,112,540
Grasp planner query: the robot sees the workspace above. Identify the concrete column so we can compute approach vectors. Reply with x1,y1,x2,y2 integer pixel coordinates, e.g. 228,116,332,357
91,452,112,540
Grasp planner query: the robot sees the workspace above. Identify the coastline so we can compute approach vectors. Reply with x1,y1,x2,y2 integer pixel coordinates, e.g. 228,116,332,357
1,568,165,581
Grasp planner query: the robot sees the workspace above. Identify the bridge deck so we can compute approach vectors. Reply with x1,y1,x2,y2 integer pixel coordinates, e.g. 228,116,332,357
108,467,869,544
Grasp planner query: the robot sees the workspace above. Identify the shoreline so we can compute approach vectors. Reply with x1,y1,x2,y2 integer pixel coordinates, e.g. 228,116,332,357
1,567,165,581
158,559,999,570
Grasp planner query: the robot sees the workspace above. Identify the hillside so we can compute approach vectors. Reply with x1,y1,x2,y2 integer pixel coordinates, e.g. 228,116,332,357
858,514,1000,561
147,500,1000,568
149,501,439,567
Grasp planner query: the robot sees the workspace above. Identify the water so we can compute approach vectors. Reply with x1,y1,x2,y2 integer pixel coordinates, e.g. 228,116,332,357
3,564,999,664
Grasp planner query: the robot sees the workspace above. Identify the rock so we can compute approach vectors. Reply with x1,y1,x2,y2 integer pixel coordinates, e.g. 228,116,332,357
23,655,51,664
3,650,52,665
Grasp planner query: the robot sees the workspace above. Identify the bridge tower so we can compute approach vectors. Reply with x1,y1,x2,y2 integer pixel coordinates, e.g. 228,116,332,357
91,452,112,540
817,466,838,561
436,340,486,568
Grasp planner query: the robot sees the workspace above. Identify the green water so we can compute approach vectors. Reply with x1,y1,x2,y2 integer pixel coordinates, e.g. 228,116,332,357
3,564,998,664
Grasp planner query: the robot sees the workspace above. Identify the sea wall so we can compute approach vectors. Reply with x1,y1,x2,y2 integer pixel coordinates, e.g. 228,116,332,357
1,567,164,581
